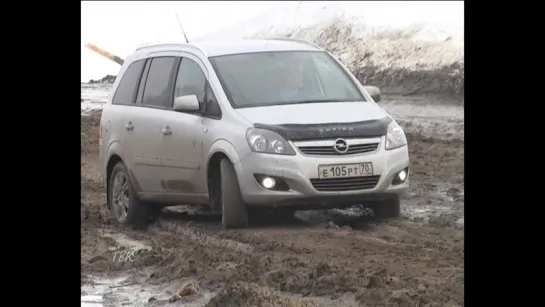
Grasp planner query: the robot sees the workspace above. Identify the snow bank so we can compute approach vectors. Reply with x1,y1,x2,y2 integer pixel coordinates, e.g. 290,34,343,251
199,1,464,99
274,19,464,99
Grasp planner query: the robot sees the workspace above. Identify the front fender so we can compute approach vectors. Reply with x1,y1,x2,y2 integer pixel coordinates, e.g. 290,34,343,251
206,139,246,178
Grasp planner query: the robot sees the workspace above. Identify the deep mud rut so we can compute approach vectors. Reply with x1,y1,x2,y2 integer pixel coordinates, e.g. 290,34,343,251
81,95,464,307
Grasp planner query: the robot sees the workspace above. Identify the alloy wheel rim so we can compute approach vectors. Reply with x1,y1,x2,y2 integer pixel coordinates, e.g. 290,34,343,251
112,172,130,222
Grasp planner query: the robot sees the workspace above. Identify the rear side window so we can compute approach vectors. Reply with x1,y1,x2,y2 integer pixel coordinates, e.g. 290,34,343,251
142,57,177,108
112,60,145,105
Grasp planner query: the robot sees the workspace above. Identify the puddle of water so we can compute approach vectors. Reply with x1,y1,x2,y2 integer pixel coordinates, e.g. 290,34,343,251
298,202,460,225
330,206,373,217
99,230,152,252
81,295,103,307
402,182,464,224
456,217,464,227
295,206,373,225
81,100,105,111
440,189,464,202
81,84,111,115
82,274,216,306
414,182,464,204
403,205,454,220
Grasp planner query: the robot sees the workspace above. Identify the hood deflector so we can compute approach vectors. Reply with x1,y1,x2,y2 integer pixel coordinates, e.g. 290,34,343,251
253,117,392,141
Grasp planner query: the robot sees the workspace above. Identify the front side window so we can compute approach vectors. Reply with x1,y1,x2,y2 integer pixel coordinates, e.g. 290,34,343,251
209,51,365,108
174,58,206,104
173,57,222,118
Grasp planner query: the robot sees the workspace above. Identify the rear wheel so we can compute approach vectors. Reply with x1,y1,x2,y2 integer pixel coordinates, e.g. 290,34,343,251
108,162,151,229
367,197,401,219
220,159,248,229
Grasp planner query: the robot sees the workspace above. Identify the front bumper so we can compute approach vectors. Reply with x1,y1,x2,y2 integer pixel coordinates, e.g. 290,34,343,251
234,136,409,208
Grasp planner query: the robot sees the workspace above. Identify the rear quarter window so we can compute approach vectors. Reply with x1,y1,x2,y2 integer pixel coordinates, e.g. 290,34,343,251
112,60,145,105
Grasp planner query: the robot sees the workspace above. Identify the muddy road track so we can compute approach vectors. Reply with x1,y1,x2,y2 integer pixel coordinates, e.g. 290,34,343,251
81,99,464,307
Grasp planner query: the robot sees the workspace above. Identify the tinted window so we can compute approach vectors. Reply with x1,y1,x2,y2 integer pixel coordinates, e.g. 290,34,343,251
112,60,145,105
209,51,365,108
142,57,176,108
205,82,222,118
174,58,206,104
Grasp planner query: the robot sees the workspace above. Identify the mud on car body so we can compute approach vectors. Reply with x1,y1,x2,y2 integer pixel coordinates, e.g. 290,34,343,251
99,38,409,229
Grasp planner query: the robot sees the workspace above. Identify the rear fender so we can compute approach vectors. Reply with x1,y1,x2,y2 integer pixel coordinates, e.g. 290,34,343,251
105,141,142,193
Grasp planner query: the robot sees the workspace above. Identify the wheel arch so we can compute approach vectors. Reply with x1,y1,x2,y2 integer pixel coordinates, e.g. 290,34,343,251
205,140,243,210
104,141,127,204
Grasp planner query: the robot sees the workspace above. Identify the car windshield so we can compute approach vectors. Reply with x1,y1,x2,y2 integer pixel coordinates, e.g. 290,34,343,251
209,51,366,109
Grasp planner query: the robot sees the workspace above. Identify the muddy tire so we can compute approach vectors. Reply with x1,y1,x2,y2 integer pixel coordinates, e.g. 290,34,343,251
272,208,296,220
108,162,150,229
368,197,400,219
148,205,163,222
220,158,248,229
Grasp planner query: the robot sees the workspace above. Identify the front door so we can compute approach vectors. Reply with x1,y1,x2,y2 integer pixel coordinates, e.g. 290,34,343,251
160,55,207,194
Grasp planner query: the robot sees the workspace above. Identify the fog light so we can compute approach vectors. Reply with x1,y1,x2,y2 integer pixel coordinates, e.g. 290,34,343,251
398,170,407,182
391,168,409,185
262,177,276,189
254,174,290,191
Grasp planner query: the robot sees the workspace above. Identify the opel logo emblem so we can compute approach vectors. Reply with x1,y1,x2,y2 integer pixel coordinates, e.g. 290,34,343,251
333,138,349,154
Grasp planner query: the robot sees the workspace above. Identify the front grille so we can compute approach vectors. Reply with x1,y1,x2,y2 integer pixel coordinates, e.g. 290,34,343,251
297,143,379,156
310,176,381,192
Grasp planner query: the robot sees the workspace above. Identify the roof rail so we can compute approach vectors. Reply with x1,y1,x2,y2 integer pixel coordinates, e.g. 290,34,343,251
135,42,188,51
134,42,208,57
267,37,322,51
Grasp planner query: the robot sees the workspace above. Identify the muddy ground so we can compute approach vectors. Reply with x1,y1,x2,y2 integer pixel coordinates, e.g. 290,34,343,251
81,93,464,307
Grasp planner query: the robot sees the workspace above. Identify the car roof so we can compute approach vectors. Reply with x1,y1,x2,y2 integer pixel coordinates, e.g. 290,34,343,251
135,39,322,58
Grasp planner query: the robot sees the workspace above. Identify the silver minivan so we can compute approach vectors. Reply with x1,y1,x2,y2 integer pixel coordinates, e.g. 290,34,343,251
99,38,409,229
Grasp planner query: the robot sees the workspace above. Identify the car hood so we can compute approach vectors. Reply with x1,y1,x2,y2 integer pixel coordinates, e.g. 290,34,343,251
235,102,388,125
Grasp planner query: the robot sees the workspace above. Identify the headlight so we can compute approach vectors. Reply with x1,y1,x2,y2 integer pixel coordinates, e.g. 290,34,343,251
385,121,407,150
246,128,296,155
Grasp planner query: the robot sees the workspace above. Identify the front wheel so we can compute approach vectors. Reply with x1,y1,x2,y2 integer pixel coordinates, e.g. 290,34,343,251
108,162,151,228
220,159,248,229
367,197,401,219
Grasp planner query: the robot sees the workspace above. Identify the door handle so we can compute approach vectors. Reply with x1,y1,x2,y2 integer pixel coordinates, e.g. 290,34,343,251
162,126,172,136
124,121,134,131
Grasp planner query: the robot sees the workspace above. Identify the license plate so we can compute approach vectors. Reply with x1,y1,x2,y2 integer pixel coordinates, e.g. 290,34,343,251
318,163,373,179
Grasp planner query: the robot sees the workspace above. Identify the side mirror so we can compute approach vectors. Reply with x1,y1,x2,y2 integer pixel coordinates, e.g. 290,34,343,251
363,85,381,102
173,95,200,112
